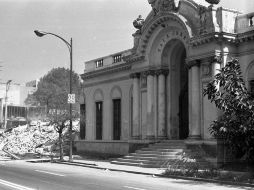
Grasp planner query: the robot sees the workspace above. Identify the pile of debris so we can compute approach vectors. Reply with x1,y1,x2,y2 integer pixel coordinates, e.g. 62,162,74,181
0,120,79,159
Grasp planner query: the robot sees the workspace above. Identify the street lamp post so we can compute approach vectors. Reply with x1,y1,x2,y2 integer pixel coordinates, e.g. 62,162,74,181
34,30,73,162
4,80,12,129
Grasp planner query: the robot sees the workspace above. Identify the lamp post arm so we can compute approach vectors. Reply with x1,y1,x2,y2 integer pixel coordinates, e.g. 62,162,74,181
44,32,71,53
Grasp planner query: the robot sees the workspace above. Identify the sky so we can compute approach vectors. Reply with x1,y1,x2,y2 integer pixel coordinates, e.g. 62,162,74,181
0,0,253,85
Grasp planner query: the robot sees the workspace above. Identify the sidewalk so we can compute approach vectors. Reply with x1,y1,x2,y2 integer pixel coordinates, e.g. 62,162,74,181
25,157,254,188
54,159,254,188
27,157,164,176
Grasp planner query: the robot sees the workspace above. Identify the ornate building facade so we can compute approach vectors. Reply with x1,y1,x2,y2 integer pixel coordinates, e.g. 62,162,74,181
77,0,254,160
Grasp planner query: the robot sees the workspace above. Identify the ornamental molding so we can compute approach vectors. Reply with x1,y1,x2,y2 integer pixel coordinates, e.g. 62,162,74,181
236,31,254,44
156,28,190,53
148,0,180,16
186,54,223,72
190,31,254,47
83,76,130,88
139,13,191,54
81,63,131,80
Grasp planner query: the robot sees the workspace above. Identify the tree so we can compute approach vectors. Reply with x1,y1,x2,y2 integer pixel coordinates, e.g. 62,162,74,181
31,67,81,112
27,67,82,160
203,58,254,161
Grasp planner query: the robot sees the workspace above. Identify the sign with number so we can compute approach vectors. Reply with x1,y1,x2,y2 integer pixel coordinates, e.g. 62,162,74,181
68,94,75,104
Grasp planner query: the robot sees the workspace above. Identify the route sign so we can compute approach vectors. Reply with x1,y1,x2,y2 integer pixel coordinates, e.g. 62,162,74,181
68,94,75,104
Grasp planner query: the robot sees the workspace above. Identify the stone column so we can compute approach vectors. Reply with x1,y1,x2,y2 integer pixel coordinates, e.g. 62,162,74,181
153,74,158,138
212,55,221,80
131,73,140,139
189,62,201,139
146,70,155,139
157,69,168,139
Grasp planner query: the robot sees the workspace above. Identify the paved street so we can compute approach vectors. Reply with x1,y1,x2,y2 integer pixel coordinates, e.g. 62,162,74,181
0,160,251,190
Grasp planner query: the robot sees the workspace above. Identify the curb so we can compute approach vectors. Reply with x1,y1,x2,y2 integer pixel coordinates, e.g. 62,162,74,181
54,161,254,188
27,159,254,188
159,174,254,188
54,161,156,176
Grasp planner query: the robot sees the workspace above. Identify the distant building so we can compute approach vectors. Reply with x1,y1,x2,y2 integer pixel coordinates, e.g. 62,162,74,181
0,82,36,107
0,80,45,127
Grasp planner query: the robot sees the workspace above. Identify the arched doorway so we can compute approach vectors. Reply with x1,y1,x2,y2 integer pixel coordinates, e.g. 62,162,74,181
162,39,189,139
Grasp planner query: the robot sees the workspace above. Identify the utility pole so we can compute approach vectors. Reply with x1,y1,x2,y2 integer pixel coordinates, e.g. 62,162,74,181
4,80,12,129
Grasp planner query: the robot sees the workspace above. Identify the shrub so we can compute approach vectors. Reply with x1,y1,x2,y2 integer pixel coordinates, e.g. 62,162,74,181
203,58,254,161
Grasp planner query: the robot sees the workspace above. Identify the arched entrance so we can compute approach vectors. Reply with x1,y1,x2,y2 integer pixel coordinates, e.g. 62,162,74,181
162,39,189,139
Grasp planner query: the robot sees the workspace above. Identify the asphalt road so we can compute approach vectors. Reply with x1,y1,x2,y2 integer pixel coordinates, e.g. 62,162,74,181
0,160,251,190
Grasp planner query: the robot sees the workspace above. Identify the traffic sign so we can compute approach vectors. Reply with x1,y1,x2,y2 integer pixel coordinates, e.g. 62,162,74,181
68,94,75,104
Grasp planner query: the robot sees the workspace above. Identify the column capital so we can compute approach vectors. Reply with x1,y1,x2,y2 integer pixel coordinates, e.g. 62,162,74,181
130,72,140,78
212,55,222,64
143,70,155,77
185,59,201,68
155,69,169,76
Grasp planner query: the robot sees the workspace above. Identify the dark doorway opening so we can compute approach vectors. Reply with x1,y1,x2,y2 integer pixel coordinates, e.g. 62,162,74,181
80,104,86,140
178,49,189,139
95,101,103,140
113,99,121,140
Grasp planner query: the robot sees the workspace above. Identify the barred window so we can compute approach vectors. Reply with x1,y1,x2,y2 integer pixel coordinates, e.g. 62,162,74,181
113,54,122,63
96,59,103,68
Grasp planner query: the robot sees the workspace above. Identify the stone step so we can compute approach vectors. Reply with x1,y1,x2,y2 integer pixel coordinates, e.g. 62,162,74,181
115,157,179,164
124,155,181,160
139,147,185,153
115,158,169,165
149,144,186,148
110,140,213,169
150,142,185,145
111,160,161,168
129,152,180,157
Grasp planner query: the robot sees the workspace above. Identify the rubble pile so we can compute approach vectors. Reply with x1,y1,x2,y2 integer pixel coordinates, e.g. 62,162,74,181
0,120,79,158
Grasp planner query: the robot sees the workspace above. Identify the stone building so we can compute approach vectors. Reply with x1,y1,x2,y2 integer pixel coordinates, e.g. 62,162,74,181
77,0,254,164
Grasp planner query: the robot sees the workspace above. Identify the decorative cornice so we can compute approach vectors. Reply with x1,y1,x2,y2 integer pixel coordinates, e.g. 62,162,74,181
83,76,130,88
190,33,218,46
81,63,131,80
124,55,145,64
186,54,222,67
236,30,254,44
190,31,254,47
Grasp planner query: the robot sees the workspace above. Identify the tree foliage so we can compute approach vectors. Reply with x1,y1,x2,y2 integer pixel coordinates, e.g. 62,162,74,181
203,58,254,161
26,67,82,160
29,67,81,111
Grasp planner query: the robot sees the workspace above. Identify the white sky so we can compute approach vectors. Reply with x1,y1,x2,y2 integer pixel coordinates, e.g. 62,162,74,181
0,0,253,84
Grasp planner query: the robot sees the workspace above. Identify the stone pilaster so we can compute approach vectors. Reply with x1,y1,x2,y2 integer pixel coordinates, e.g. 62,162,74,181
146,70,155,139
130,73,140,139
157,69,168,139
153,74,158,138
212,55,222,77
189,61,201,139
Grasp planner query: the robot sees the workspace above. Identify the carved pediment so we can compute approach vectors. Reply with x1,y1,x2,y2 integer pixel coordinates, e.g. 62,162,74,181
148,0,180,15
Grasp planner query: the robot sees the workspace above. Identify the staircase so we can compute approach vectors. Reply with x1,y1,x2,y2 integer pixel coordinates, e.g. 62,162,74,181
111,140,187,168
